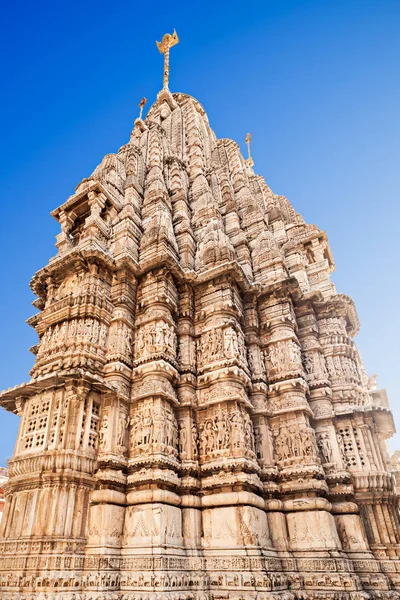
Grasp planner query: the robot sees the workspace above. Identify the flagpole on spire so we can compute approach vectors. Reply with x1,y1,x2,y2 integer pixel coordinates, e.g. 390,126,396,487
138,97,147,119
156,30,179,90
246,133,254,168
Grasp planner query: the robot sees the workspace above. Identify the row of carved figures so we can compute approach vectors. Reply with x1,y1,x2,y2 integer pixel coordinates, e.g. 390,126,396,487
197,407,256,457
38,319,108,354
130,408,179,453
36,318,363,387
19,387,382,472
273,425,317,462
196,326,247,365
45,273,111,306
135,322,177,357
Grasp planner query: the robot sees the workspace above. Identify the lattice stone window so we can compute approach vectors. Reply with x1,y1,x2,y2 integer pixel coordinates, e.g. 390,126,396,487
41,399,50,413
48,397,60,449
24,435,34,450
88,433,97,450
89,401,100,448
353,428,366,467
27,420,37,433
22,396,51,453
339,426,358,469
30,403,40,417
35,432,45,447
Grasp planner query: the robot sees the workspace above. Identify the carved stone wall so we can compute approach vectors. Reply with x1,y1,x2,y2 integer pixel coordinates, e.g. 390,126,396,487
0,468,7,526
0,87,399,600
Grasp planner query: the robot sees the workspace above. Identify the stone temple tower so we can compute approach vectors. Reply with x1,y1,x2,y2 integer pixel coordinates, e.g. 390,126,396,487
0,39,399,600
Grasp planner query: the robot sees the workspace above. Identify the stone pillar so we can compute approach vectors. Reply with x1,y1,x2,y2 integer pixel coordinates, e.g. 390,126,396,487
258,289,360,593
122,268,183,560
175,283,202,551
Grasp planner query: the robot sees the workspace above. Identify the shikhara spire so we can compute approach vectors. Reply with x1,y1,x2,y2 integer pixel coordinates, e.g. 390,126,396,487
0,36,398,600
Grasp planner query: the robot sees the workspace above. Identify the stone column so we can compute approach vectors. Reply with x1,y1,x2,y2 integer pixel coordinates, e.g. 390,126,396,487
176,283,202,551
86,266,136,556
258,289,358,594
122,268,183,560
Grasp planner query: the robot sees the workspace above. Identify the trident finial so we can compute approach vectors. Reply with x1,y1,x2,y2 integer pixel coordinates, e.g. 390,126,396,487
138,97,147,119
156,29,179,90
245,133,254,168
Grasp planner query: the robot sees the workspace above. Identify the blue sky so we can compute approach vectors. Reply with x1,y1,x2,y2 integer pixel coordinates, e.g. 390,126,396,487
0,0,399,465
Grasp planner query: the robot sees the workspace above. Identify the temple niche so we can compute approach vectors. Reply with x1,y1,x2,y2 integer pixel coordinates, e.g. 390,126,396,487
0,35,399,600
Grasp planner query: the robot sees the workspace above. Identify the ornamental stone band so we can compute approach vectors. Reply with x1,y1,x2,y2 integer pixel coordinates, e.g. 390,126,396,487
0,64,399,600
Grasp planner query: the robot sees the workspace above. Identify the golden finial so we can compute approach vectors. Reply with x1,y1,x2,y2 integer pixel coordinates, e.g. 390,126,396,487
156,29,179,90
245,133,254,168
138,97,147,119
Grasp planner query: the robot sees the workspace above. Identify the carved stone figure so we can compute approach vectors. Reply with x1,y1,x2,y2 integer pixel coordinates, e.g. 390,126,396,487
317,432,334,464
117,413,128,449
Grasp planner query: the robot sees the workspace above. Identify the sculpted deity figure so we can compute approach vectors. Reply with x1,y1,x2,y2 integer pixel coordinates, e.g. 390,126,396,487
131,409,154,449
165,412,177,448
288,426,300,456
136,328,145,352
145,325,156,350
99,323,108,348
229,412,242,449
302,428,315,456
274,431,289,462
167,327,177,352
208,330,218,356
243,412,255,453
215,329,223,355
108,327,118,353
287,341,301,364
254,426,263,459
178,421,187,456
201,419,215,455
98,415,108,449
53,324,60,345
267,345,279,368
224,327,238,357
142,409,154,445
248,347,256,372
215,414,226,450
60,320,68,342
238,332,247,362
117,413,128,449
123,327,132,356
336,433,346,461
155,322,165,346
303,353,315,374
85,318,93,342
92,319,100,344
318,432,334,464
69,319,77,339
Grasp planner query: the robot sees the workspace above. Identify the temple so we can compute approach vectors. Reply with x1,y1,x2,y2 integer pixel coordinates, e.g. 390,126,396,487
0,37,399,600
